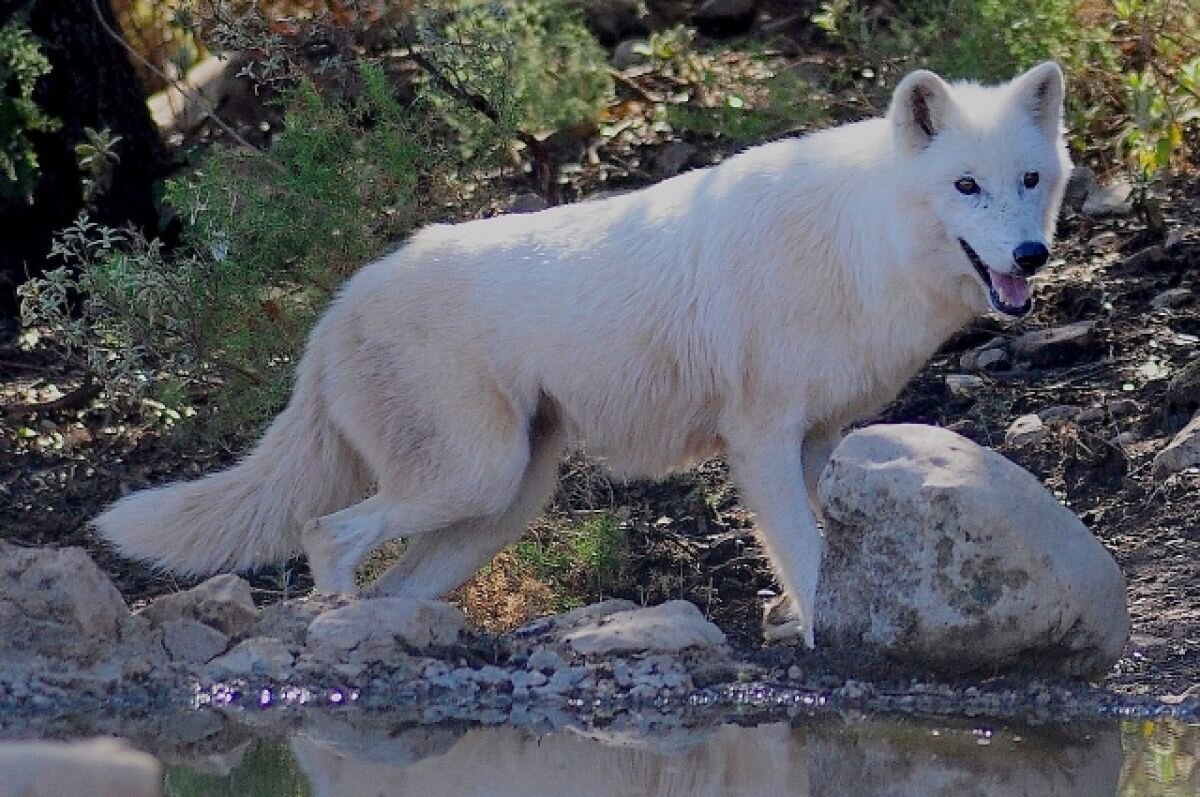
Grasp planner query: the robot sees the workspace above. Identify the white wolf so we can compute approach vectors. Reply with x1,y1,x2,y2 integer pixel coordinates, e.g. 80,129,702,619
94,62,1071,647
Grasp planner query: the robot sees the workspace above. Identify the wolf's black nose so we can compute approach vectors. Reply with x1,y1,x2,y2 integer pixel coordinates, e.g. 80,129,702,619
1013,241,1049,275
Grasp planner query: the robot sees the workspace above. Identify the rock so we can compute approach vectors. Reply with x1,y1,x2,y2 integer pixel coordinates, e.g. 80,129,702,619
509,193,548,214
0,544,128,662
306,598,466,664
1151,287,1193,309
1011,322,1096,367
1164,228,1186,253
945,374,984,398
206,637,294,679
1082,178,1133,217
162,618,229,664
611,39,647,70
1123,244,1168,271
1038,405,1080,425
1153,412,1200,480
1077,399,1139,424
526,648,566,673
815,424,1130,678
140,574,258,638
562,600,725,656
1087,230,1120,250
960,345,1008,372
1062,166,1097,210
1165,358,1200,424
1005,413,1047,447
0,737,161,797
652,141,699,178
692,0,759,37
514,599,638,639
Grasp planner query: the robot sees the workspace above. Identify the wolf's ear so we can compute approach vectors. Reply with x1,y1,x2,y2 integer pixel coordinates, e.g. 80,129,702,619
889,69,954,153
1010,61,1065,140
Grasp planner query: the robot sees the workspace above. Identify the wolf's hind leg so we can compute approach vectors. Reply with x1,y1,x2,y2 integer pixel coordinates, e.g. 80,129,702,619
365,418,566,599
727,432,824,648
303,423,533,594
802,427,842,521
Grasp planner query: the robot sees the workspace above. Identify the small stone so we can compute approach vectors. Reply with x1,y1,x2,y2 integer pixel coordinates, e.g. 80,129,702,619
611,39,647,70
472,665,511,686
562,601,726,656
1082,179,1133,217
1164,229,1185,252
509,193,548,214
1151,287,1192,310
786,664,802,680
1012,322,1096,367
306,598,466,664
510,669,547,689
613,661,633,687
1107,399,1139,418
140,574,258,638
526,648,565,673
960,346,1008,372
1087,231,1120,250
1038,405,1080,425
162,619,229,664
1153,412,1200,480
206,637,294,679
1006,414,1047,447
1124,245,1168,271
945,374,984,398
1110,431,1140,447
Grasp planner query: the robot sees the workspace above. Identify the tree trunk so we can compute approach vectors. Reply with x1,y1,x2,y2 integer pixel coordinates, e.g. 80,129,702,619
0,0,165,318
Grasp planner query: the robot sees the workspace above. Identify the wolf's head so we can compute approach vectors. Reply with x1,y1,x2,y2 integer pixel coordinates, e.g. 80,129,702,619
888,61,1071,317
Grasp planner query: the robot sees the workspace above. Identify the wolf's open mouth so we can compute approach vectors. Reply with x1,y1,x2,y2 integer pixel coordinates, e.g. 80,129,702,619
958,238,1032,317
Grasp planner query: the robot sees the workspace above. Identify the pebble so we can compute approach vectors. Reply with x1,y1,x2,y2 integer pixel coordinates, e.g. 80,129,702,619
511,670,548,689
1151,288,1193,310
946,374,984,398
1005,414,1047,447
527,648,565,673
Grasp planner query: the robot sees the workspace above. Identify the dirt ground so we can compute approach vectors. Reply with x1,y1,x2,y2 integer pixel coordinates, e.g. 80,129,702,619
2,9,1199,700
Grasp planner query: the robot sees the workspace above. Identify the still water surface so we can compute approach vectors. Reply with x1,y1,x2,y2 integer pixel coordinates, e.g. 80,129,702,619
155,714,1196,796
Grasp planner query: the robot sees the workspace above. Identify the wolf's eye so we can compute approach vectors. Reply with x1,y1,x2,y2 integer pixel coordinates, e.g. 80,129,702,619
954,177,980,195
1023,171,1040,188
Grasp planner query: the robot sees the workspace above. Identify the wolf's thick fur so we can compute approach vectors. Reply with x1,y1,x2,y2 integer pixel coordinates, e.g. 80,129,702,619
95,63,1071,645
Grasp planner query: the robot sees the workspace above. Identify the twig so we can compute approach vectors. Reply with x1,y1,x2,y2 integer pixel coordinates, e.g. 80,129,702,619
87,0,285,173
3,379,102,417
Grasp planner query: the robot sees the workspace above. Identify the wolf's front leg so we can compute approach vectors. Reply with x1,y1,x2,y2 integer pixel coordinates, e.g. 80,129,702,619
726,434,824,649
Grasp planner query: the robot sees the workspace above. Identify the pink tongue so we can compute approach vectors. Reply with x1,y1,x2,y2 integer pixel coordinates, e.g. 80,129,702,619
991,271,1030,307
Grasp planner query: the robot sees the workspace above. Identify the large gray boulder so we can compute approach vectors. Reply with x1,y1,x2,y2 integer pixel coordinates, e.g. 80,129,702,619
815,424,1129,679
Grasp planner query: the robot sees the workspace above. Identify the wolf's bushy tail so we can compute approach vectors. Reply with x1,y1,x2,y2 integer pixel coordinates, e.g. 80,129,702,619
93,350,368,577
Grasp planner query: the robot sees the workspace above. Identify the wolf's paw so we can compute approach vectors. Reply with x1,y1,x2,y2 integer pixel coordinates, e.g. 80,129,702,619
302,519,359,596
762,593,815,648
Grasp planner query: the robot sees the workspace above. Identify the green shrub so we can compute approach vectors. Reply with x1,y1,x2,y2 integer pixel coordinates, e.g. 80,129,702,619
0,18,58,201
21,60,436,437
515,513,625,609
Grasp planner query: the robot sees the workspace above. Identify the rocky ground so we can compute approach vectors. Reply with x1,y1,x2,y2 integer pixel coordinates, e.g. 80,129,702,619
2,0,1200,711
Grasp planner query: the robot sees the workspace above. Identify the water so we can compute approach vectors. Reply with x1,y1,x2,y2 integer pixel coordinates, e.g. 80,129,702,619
82,712,1200,796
